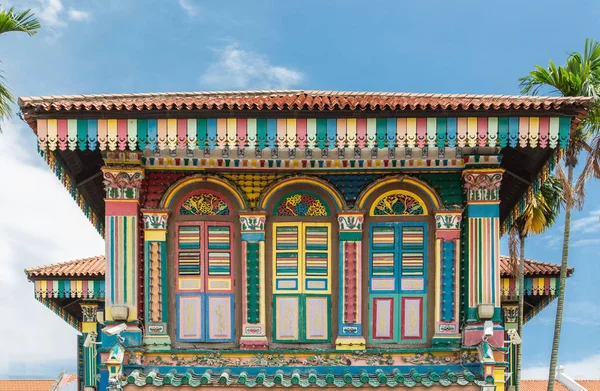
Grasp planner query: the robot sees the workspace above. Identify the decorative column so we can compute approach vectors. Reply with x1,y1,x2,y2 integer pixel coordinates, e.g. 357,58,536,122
432,210,463,345
502,303,519,390
102,153,144,326
81,302,99,389
142,209,171,349
239,212,268,349
335,212,366,350
462,168,505,347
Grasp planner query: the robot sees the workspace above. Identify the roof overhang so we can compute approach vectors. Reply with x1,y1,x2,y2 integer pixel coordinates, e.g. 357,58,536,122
18,91,593,236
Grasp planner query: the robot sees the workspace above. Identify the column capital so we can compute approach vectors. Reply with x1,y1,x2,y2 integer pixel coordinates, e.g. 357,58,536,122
462,168,504,202
102,165,145,200
141,209,170,230
338,212,365,231
434,209,463,241
81,302,100,323
239,212,266,232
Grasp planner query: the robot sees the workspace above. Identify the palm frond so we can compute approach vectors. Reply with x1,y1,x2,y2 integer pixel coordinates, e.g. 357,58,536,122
0,71,14,120
0,7,41,36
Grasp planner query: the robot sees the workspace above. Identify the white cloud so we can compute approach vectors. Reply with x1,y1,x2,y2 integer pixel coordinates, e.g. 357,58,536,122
36,0,65,27
200,43,304,90
572,238,600,247
31,0,90,29
523,354,600,379
0,119,104,376
67,8,89,21
571,208,600,234
178,0,198,16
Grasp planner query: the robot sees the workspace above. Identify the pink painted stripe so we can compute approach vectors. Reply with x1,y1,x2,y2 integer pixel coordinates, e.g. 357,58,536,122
177,119,187,149
237,118,247,147
57,119,68,150
117,119,127,151
416,118,427,148
217,118,227,147
357,118,367,148
478,118,488,147
82,280,88,298
98,119,108,145
519,117,529,148
297,118,307,149
539,117,550,148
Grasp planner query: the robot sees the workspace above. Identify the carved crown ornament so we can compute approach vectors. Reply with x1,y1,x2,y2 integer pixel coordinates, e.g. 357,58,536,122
462,169,504,202
102,167,144,200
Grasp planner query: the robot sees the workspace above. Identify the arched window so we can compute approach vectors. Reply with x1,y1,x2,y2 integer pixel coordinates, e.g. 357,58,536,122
268,190,335,344
170,189,237,345
365,189,432,345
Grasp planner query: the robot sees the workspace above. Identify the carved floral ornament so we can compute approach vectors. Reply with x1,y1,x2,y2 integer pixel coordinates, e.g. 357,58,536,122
462,169,504,202
370,190,427,216
240,215,266,232
338,214,364,231
139,351,480,368
81,303,99,323
179,192,230,215
434,211,463,230
102,168,144,200
142,210,169,230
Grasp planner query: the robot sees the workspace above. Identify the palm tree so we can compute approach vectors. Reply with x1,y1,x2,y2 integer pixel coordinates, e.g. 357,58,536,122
519,39,600,391
509,176,563,391
0,6,40,121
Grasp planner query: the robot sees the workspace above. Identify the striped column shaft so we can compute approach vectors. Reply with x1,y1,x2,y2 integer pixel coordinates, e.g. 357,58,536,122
102,160,144,323
239,213,268,349
432,210,463,344
142,210,171,346
335,213,366,350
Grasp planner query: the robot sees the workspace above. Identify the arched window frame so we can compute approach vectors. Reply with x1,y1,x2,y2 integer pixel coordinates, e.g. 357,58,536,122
265,184,340,348
162,180,243,349
362,183,437,347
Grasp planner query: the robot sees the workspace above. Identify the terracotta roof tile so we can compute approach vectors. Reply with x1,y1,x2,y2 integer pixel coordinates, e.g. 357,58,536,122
18,90,592,114
0,380,55,391
25,256,104,278
25,254,569,280
521,380,570,391
500,255,574,277
579,380,600,391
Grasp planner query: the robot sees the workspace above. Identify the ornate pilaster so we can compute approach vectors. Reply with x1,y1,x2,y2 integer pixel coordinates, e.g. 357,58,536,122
335,212,366,350
102,153,144,323
462,168,504,347
142,209,171,349
239,212,268,349
432,210,462,345
80,302,99,389
503,302,518,389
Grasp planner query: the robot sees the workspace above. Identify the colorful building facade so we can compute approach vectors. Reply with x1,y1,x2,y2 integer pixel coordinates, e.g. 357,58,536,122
20,91,588,391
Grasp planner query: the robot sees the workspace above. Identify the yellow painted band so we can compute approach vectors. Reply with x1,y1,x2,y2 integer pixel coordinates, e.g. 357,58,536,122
358,177,441,209
259,178,344,210
145,230,166,241
82,322,97,333
162,177,246,209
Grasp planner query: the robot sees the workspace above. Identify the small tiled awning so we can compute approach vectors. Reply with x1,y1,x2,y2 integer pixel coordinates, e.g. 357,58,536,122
124,369,492,388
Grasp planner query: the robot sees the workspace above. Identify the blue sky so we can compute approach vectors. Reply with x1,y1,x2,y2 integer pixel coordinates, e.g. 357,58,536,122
0,0,599,379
